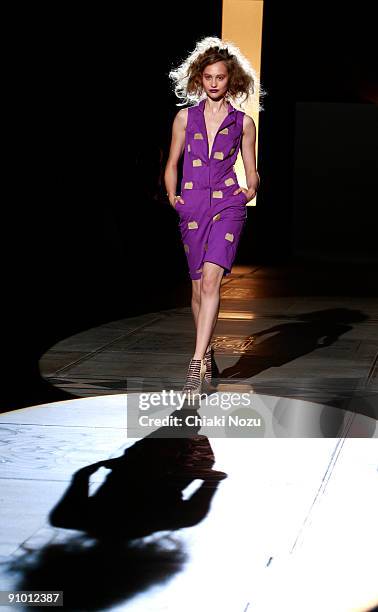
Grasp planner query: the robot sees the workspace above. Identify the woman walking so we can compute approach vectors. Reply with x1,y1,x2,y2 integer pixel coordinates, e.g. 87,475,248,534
164,37,262,396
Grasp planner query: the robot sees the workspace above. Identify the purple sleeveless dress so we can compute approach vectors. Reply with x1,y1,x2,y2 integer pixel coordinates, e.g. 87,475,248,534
175,97,248,280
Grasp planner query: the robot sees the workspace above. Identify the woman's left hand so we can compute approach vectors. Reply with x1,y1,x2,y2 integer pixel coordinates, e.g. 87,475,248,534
233,187,257,203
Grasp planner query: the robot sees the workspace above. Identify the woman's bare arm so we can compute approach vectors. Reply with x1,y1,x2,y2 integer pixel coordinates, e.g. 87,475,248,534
164,108,187,207
233,114,260,203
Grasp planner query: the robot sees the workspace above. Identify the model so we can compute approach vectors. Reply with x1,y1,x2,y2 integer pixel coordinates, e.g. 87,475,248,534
164,37,262,396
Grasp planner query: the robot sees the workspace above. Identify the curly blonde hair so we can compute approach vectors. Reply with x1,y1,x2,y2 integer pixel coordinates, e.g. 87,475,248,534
168,36,266,111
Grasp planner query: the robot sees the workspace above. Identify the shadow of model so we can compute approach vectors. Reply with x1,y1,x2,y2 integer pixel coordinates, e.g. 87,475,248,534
6,409,227,611
49,408,227,538
218,308,368,380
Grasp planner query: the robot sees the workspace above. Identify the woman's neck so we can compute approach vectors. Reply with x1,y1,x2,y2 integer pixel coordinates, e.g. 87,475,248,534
205,96,229,114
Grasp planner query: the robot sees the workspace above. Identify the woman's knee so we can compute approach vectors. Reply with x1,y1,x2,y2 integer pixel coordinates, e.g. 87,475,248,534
201,271,222,296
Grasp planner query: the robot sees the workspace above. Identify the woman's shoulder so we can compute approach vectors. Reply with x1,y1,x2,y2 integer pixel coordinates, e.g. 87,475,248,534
176,107,189,119
174,107,189,129
237,111,256,133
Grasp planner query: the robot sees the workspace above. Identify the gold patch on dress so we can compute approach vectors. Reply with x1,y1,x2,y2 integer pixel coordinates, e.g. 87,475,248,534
214,151,224,160
188,144,191,152
225,177,235,186
184,244,189,253
192,159,202,167
194,133,203,140
225,232,234,242
212,190,223,198
184,182,193,189
188,221,198,230
212,213,221,222
230,147,235,155
219,128,229,135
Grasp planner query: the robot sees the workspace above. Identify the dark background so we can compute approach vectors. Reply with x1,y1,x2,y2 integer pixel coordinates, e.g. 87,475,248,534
3,2,377,410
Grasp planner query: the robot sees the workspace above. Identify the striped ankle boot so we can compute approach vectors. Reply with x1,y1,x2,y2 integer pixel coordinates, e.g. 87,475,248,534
182,357,207,395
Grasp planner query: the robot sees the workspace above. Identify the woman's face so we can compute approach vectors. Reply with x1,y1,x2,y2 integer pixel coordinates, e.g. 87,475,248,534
201,61,229,100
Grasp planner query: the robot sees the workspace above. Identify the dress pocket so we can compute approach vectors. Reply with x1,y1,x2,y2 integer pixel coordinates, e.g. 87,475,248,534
232,190,248,206
176,188,202,213
174,193,188,216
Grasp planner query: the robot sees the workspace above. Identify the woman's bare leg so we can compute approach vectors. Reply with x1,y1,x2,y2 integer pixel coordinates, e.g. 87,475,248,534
191,279,202,327
193,262,224,359
191,278,219,353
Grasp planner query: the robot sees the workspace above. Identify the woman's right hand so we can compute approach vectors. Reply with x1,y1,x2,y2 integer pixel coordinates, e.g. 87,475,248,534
169,194,185,208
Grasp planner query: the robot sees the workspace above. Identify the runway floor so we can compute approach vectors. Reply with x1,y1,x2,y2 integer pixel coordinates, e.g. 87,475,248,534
1,262,377,610
0,395,377,611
